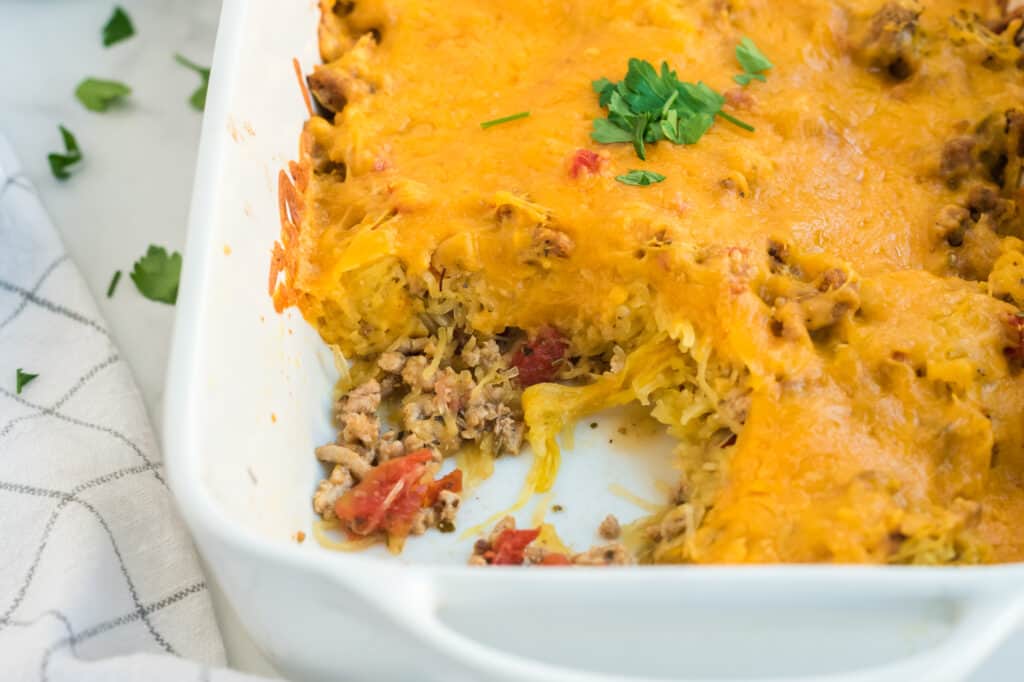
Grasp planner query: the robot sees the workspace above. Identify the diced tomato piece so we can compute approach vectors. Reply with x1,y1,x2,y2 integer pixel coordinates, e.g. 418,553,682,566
510,326,568,387
538,552,572,566
1005,313,1024,363
334,450,434,538
569,149,602,178
425,469,463,507
491,528,541,565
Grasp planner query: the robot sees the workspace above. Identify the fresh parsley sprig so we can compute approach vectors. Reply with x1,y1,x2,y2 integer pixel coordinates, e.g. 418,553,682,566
174,54,211,111
591,59,753,160
15,369,38,395
734,38,773,86
75,78,132,112
48,126,83,180
102,6,135,47
131,246,182,304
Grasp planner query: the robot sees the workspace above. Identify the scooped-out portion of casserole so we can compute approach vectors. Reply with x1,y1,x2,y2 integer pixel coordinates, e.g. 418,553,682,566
272,0,1024,565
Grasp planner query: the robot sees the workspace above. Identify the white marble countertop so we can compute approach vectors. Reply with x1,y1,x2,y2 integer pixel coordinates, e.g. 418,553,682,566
1,1,1021,680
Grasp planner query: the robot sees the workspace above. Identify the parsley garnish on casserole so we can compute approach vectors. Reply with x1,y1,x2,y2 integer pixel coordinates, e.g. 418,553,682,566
271,0,1024,565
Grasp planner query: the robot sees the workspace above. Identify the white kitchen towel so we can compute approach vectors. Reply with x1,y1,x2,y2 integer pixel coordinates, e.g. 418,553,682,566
0,136,273,681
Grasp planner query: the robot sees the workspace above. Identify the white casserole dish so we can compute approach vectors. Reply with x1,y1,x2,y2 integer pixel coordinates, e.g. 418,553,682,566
164,1,1024,680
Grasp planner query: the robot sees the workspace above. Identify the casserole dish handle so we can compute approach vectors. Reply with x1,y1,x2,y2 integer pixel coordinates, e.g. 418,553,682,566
334,566,1024,682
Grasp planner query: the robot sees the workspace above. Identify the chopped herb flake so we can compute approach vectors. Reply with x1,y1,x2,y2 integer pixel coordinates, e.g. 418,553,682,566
591,58,753,159
615,169,667,186
480,111,530,129
75,78,132,112
717,110,756,132
15,369,38,394
102,6,135,47
130,246,182,304
733,72,766,87
174,53,211,111
107,270,122,298
48,126,82,181
734,37,773,87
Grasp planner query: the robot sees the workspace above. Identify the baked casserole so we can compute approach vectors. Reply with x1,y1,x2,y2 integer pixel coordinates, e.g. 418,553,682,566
271,0,1024,565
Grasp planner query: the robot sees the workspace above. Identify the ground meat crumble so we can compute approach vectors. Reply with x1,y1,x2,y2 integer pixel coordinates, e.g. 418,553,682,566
854,1,921,81
599,514,622,540
935,109,1024,281
312,327,534,537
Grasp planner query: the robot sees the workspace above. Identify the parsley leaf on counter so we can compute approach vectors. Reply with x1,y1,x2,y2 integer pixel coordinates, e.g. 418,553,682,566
174,54,210,111
591,58,753,160
107,270,122,298
75,78,132,112
481,111,530,129
15,369,38,395
734,37,773,86
131,246,182,304
615,170,666,186
103,6,135,47
48,126,83,180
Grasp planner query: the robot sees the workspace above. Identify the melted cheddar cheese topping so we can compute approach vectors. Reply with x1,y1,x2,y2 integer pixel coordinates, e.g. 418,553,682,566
276,0,1024,563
